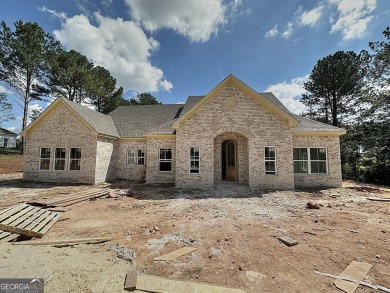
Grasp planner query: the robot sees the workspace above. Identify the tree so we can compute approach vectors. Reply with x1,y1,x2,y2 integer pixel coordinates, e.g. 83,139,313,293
45,49,94,104
0,21,61,140
88,65,127,114
301,51,368,127
0,93,14,126
129,93,161,105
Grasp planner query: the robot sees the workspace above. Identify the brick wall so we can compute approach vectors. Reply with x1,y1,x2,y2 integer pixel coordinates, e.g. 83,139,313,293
113,139,147,182
23,103,97,184
175,83,295,189
146,138,176,184
95,137,116,183
292,135,342,188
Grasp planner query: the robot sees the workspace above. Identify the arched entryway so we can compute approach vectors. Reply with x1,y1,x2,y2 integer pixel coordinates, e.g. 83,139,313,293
214,132,248,184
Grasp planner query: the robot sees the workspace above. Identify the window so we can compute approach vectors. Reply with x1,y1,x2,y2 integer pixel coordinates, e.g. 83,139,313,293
265,147,276,175
293,148,327,174
3,137,8,147
39,148,51,170
69,148,81,171
137,150,145,166
127,149,135,164
59,114,66,124
159,148,172,172
189,147,200,174
54,148,66,170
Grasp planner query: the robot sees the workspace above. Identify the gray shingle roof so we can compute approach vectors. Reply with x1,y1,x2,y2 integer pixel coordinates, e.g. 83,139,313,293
259,92,293,115
0,127,18,136
108,104,183,137
291,115,345,133
180,96,204,117
61,98,119,137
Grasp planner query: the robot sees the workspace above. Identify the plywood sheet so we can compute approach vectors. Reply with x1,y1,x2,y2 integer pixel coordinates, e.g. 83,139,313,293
334,261,372,293
153,247,197,261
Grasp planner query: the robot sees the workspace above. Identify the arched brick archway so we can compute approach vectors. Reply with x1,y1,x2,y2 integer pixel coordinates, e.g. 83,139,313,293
213,132,249,184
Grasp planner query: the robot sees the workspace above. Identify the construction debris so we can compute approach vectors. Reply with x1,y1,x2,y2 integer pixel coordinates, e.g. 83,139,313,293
306,202,320,209
153,246,197,261
12,237,113,246
315,269,390,292
135,274,247,293
29,189,109,208
366,197,390,202
109,244,136,264
0,203,61,240
124,271,137,292
278,236,299,247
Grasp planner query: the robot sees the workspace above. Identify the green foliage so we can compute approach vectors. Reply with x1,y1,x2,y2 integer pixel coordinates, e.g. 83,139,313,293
302,51,368,127
0,92,14,126
46,49,94,103
0,20,61,134
129,93,161,105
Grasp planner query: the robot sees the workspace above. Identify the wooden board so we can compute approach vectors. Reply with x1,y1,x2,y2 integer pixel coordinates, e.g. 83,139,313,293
367,197,390,202
153,247,197,261
124,271,137,291
278,236,299,246
0,203,61,239
334,261,372,293
136,274,247,293
13,237,113,246
0,230,19,242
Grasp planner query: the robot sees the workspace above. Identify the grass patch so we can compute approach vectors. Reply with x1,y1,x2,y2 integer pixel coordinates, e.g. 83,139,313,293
0,148,23,173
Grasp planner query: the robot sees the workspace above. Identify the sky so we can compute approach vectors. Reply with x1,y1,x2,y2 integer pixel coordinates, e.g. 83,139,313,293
0,0,389,134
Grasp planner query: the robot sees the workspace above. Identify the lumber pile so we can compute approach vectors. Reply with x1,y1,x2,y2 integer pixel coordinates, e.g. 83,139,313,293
30,189,109,208
0,203,61,241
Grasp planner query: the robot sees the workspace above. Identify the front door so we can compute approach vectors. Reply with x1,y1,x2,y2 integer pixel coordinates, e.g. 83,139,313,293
224,141,236,181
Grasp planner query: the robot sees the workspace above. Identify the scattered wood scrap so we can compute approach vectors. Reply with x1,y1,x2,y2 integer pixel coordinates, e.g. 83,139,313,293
0,230,19,242
153,246,197,261
0,203,61,240
124,271,137,292
29,189,109,208
366,197,390,202
12,237,112,247
315,268,390,292
278,236,299,247
307,202,320,209
135,274,247,293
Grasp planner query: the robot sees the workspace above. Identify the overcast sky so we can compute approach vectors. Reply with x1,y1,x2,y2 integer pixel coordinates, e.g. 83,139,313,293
1,0,389,133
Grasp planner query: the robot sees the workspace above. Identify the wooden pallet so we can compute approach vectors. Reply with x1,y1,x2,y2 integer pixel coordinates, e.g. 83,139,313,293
0,203,61,240
0,230,19,242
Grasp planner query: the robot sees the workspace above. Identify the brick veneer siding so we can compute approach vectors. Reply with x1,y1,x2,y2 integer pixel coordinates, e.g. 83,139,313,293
95,137,116,183
175,83,295,189
146,138,176,184
23,103,97,184
114,139,147,182
292,135,342,188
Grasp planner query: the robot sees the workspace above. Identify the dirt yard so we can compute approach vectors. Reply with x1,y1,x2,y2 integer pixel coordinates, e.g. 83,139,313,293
0,173,389,293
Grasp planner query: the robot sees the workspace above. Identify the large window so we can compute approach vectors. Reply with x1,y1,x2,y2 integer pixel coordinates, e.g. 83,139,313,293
293,148,327,174
54,148,66,170
189,147,200,174
265,147,276,175
69,148,81,171
127,149,135,165
39,148,51,170
137,150,145,166
159,148,172,172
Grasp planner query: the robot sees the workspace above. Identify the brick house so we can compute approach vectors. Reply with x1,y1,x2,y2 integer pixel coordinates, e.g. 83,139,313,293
21,75,345,189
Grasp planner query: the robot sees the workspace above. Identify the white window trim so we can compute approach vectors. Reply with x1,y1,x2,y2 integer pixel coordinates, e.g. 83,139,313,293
137,149,145,166
293,147,328,175
159,148,173,172
39,147,51,171
189,147,200,174
69,147,81,171
54,147,67,171
265,146,277,175
127,149,135,165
